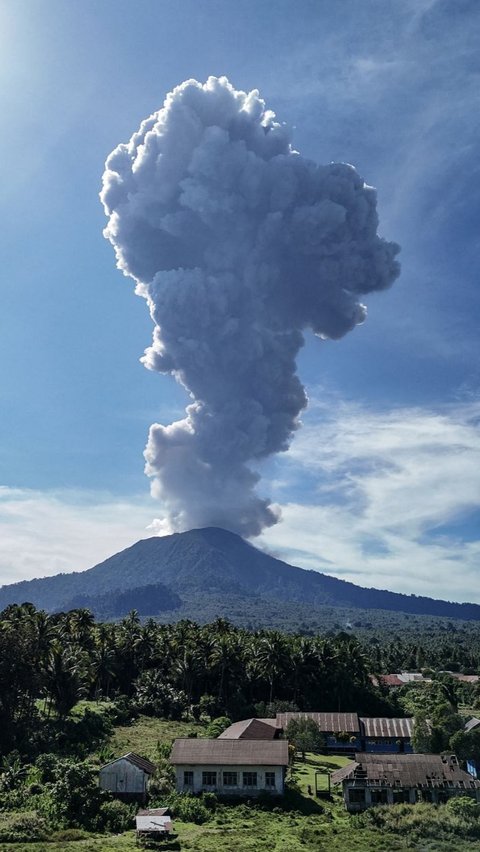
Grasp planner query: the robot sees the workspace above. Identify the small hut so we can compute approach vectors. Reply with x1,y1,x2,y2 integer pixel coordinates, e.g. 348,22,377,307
135,808,174,844
99,752,155,801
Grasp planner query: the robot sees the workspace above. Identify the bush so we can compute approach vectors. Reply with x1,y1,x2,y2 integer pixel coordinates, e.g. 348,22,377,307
0,811,49,843
205,716,232,737
46,761,105,830
446,796,480,820
97,798,135,833
50,827,90,841
167,792,214,824
357,801,480,842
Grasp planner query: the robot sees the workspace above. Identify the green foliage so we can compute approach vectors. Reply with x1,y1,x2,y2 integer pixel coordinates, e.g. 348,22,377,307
133,670,188,719
411,713,432,753
167,791,214,824
450,728,480,763
0,811,49,842
357,800,480,842
205,716,232,737
97,798,135,833
45,761,106,830
285,718,325,759
446,796,480,820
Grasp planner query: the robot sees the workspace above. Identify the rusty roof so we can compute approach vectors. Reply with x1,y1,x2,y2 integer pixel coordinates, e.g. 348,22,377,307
170,738,289,766
360,717,414,738
331,753,480,789
218,719,278,740
277,712,360,733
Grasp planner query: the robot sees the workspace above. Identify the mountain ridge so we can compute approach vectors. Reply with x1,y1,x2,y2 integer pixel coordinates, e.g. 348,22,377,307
0,526,479,622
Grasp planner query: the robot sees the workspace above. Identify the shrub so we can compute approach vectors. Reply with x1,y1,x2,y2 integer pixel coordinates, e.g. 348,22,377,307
205,716,232,737
97,798,135,833
46,761,105,830
0,811,49,843
446,796,480,820
167,792,213,824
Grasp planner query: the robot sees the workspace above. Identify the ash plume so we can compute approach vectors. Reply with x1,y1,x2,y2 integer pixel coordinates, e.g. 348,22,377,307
101,76,400,537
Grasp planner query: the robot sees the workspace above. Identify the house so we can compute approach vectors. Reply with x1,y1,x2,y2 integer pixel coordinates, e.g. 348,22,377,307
276,712,362,751
331,752,480,812
218,718,279,740
359,717,414,753
465,717,480,733
170,738,289,796
98,752,155,801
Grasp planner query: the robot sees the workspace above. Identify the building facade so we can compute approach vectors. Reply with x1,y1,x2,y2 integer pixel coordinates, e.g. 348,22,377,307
170,738,288,796
99,752,155,800
332,753,480,812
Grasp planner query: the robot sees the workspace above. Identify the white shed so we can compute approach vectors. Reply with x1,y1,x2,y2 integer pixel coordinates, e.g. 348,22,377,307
99,752,155,800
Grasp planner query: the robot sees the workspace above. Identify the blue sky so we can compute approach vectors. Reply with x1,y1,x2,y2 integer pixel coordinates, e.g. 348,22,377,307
1,0,479,602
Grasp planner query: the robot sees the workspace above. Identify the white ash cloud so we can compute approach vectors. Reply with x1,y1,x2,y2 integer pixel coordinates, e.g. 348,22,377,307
100,76,400,537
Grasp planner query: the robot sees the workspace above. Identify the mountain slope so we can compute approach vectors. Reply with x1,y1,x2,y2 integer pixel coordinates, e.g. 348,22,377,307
0,526,479,621
0,527,480,620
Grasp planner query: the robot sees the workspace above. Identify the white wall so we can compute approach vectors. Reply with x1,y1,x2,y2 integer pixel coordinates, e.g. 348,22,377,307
174,764,285,796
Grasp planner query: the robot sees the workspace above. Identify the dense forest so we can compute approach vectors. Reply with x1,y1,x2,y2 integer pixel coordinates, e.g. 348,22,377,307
2,602,480,760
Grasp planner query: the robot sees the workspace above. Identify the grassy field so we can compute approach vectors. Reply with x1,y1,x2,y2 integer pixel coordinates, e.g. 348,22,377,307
103,716,206,763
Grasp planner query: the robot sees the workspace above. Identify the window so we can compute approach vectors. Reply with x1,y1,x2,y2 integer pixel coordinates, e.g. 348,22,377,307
371,789,388,804
265,772,276,789
243,772,258,788
183,771,193,786
202,771,217,787
348,788,366,804
392,790,409,804
223,772,238,787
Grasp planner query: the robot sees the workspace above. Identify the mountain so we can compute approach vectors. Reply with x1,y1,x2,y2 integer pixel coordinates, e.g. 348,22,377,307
1,527,480,626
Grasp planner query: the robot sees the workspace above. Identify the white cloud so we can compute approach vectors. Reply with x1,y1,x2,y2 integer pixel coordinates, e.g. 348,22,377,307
260,396,480,603
0,487,155,585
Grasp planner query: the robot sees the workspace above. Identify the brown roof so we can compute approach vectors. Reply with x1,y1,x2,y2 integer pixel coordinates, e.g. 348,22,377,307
101,752,155,775
170,738,289,766
277,712,360,733
331,753,480,789
360,717,414,738
218,719,278,740
378,674,404,687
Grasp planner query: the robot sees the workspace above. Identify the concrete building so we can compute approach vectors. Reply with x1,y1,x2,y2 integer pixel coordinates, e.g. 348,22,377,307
170,738,289,796
332,753,480,812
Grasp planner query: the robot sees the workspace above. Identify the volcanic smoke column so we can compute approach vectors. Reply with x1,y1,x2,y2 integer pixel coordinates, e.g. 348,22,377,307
101,76,400,537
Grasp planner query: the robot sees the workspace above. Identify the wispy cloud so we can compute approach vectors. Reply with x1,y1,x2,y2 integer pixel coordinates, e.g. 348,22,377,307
0,488,154,586
260,394,480,603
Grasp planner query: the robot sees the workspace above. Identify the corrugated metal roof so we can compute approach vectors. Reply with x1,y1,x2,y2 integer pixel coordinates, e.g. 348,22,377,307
332,753,480,789
136,815,172,832
360,717,414,738
277,712,360,733
100,752,155,775
218,719,278,740
170,738,289,766
137,808,169,816
465,717,480,732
